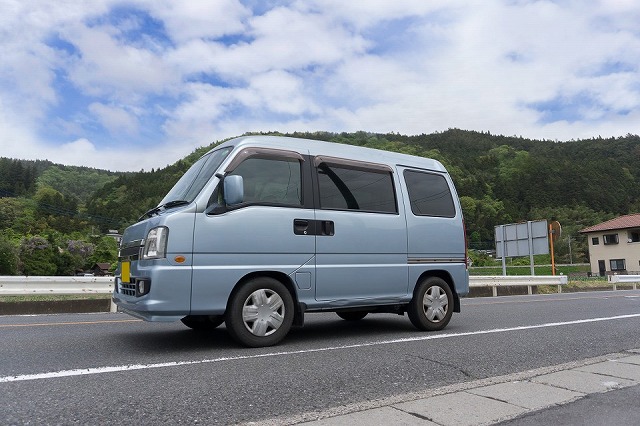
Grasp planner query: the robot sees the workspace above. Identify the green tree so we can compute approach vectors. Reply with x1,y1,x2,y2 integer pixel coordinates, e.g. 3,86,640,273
0,233,18,275
460,195,511,243
88,236,118,268
18,236,56,276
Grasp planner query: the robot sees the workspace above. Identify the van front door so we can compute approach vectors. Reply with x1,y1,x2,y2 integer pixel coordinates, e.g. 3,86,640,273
191,149,315,314
313,158,407,302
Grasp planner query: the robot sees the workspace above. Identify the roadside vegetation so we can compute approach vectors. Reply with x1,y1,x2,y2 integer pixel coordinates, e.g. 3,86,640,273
0,294,111,303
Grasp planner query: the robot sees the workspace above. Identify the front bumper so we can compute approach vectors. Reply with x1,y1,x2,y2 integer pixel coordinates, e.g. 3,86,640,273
112,263,192,322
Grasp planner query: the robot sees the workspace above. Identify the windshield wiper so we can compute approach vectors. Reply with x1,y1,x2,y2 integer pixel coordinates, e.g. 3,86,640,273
138,200,190,221
162,200,190,209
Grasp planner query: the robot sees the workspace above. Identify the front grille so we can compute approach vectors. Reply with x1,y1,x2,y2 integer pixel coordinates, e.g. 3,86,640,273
119,239,143,260
120,282,136,296
119,246,141,260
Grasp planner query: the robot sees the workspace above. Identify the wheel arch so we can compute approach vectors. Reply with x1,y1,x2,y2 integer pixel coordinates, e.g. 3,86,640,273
227,270,304,324
413,270,461,313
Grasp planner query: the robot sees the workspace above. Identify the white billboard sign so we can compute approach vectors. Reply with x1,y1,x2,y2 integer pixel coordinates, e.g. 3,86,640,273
495,220,549,258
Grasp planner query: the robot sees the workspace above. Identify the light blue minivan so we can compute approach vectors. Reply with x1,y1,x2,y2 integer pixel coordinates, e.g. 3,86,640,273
113,136,469,347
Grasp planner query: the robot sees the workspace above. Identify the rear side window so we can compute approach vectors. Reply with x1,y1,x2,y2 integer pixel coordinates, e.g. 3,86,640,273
404,170,456,217
230,157,302,206
317,163,397,213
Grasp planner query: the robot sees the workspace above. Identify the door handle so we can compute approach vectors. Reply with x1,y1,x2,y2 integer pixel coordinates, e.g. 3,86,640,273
294,219,334,236
294,219,311,235
320,220,334,236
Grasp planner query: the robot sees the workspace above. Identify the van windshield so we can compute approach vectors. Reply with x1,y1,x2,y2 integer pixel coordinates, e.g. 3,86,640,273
159,147,232,206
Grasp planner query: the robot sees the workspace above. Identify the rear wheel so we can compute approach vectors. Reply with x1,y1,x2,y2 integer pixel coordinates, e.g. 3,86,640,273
226,277,294,347
408,277,453,331
336,311,368,321
180,315,224,331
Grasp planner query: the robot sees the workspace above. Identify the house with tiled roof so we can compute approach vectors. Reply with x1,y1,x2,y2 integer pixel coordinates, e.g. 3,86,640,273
580,213,640,276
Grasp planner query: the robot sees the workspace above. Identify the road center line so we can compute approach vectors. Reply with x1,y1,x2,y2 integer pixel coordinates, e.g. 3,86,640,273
2,313,639,383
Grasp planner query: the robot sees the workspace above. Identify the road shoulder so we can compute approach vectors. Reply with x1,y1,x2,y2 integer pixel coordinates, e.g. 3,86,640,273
252,349,640,425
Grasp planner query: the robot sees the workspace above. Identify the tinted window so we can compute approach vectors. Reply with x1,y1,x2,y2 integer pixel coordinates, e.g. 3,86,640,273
230,157,302,206
404,170,456,217
317,163,397,213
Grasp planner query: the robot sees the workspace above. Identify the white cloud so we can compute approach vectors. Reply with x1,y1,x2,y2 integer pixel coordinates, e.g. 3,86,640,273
247,70,321,115
1,0,640,172
88,103,139,135
143,0,250,43
58,21,180,99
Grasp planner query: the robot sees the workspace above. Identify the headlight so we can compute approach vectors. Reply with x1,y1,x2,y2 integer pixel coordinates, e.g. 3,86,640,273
142,227,168,259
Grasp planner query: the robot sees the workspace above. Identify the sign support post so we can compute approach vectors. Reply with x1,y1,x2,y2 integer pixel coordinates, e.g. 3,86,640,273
501,225,507,276
527,221,535,275
549,223,555,275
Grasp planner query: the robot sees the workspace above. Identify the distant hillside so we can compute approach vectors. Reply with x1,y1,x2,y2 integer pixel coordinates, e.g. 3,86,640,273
0,158,126,275
3,129,639,266
0,157,121,204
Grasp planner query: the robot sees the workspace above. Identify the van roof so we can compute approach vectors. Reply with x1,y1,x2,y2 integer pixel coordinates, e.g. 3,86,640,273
214,135,448,173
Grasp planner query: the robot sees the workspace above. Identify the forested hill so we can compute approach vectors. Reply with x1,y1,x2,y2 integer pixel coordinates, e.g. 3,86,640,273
0,157,121,203
2,129,639,266
0,159,124,276
81,129,640,263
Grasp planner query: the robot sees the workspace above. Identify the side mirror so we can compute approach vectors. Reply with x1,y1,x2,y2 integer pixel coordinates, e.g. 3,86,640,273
224,175,244,205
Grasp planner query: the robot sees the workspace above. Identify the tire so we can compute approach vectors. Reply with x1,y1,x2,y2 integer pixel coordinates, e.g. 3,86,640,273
408,277,453,331
180,315,225,331
336,311,368,321
226,277,294,347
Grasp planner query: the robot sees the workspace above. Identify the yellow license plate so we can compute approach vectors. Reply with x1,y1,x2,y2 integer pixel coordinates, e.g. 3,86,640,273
120,261,130,283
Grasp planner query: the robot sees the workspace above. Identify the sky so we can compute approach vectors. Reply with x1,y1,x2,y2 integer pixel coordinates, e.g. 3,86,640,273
1,0,639,172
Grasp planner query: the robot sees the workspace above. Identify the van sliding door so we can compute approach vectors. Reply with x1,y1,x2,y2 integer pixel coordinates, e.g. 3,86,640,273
313,157,408,302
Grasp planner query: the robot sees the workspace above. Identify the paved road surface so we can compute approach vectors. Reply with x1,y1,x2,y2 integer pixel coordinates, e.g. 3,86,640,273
1,290,639,424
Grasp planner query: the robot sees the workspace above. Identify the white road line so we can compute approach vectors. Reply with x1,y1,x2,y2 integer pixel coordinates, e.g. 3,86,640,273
2,313,640,383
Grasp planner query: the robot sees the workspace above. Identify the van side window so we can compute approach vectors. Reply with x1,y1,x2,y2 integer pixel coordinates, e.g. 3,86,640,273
317,163,397,213
404,170,456,217
230,157,302,206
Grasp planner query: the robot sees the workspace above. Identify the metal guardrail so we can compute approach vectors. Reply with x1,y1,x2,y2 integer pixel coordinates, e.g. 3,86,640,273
470,275,568,297
608,274,640,290
2,274,638,315
0,276,116,312
0,275,569,302
0,276,114,294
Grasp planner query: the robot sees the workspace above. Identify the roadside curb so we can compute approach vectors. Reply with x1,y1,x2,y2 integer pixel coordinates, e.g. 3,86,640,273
251,349,640,425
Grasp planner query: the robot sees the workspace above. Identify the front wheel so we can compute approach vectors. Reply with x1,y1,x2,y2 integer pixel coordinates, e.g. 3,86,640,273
226,277,294,347
408,277,453,331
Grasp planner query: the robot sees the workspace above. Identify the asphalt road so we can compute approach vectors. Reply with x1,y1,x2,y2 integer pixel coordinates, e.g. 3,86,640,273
1,290,639,425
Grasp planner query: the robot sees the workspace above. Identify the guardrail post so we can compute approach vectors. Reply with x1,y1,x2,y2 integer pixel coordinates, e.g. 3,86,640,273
492,286,498,297
527,285,532,295
557,284,562,293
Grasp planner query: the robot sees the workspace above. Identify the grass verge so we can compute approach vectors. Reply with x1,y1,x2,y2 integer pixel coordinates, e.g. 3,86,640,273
0,294,112,303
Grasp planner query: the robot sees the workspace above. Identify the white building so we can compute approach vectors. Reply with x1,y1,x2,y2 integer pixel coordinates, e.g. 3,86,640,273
580,213,640,276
